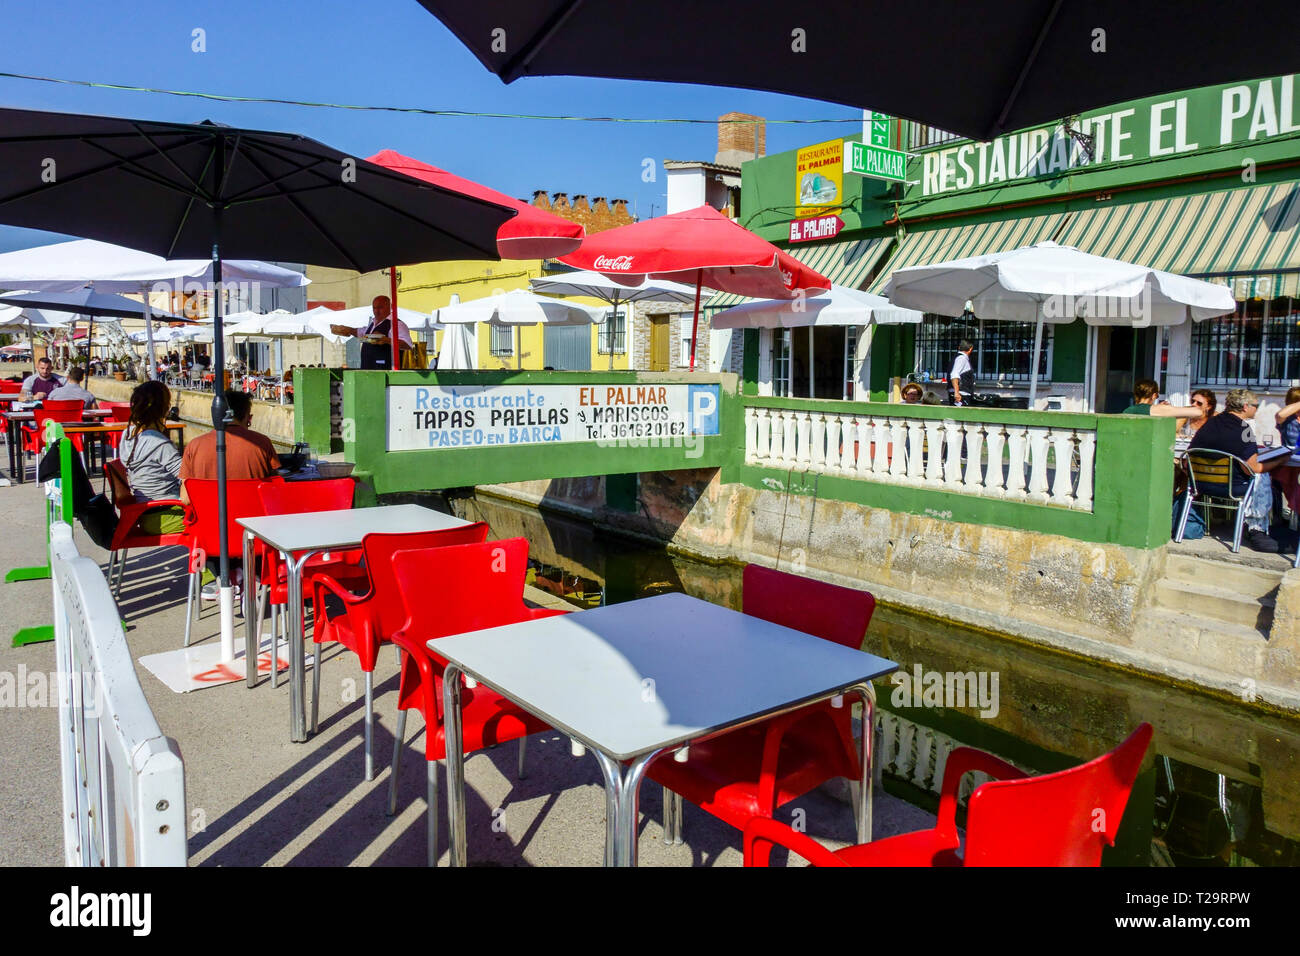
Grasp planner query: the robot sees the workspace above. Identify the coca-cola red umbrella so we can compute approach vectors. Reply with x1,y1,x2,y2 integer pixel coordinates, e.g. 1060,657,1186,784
367,149,584,259
559,204,830,369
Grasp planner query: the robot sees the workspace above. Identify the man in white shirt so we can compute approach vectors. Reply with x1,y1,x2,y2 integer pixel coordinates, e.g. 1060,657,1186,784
949,340,975,406
331,295,413,370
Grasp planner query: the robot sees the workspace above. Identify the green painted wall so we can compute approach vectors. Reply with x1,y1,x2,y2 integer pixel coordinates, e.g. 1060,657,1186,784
727,396,1174,550
1052,321,1089,383
341,370,741,495
293,366,338,454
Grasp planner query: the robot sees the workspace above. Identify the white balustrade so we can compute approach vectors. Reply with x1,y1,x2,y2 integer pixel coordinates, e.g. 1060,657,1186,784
810,414,827,471
742,402,1098,512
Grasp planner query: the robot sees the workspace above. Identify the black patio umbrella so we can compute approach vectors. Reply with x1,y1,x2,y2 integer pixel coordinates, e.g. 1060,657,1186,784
418,1,1300,142
0,105,516,677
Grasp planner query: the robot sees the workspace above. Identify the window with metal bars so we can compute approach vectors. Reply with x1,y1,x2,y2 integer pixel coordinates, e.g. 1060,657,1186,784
907,124,962,151
1192,297,1299,387
914,314,1050,383
597,308,626,354
489,324,513,356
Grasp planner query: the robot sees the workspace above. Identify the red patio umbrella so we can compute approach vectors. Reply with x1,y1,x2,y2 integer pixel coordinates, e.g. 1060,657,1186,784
368,149,587,367
559,204,831,369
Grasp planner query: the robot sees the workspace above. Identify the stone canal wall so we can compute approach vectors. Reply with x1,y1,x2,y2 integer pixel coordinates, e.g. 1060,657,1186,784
88,377,297,447
479,471,1300,713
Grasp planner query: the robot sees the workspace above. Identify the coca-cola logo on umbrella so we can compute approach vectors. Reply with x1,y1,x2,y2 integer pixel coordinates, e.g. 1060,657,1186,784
593,254,635,270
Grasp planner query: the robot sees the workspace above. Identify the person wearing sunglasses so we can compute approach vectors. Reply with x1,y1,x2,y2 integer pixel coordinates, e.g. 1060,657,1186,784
1179,389,1217,439
1190,388,1285,552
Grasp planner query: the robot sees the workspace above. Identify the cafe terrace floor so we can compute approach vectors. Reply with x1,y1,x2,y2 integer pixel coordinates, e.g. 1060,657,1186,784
0,478,933,867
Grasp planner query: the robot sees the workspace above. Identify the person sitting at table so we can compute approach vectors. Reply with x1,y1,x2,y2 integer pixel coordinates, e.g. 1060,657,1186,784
116,381,185,535
1272,386,1300,521
47,366,97,410
179,390,279,598
1122,379,1203,420
21,357,66,401
179,389,279,505
1190,388,1286,553
900,382,923,404
1179,389,1216,438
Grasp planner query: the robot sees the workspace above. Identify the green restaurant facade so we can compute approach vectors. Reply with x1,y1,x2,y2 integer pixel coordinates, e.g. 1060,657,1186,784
714,72,1300,417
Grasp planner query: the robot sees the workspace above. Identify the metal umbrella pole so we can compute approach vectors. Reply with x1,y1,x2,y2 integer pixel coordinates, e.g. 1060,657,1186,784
688,269,702,371
390,267,400,370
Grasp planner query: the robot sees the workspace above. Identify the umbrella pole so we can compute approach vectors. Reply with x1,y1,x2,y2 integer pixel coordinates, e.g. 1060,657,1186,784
516,325,522,370
608,294,620,372
210,209,236,665
390,267,400,371
142,283,158,381
689,271,702,372
1029,314,1045,408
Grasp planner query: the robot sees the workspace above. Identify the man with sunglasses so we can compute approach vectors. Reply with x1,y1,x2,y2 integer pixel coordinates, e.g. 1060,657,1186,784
1190,388,1285,552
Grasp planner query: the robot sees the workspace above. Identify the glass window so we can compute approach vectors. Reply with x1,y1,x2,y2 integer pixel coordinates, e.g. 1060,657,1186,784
1192,297,1298,387
490,324,514,356
914,314,1050,383
772,329,791,397
597,307,626,354
677,314,696,368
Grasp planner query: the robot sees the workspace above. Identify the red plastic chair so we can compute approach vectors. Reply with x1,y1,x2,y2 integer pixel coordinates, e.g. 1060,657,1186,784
102,402,133,454
41,398,86,414
22,408,87,466
647,564,876,862
253,478,367,688
743,723,1154,867
182,478,276,648
0,380,21,394
387,537,568,865
103,459,190,600
309,523,489,780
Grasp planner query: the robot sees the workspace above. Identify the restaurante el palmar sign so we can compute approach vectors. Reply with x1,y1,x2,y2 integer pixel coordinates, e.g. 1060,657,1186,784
387,383,721,451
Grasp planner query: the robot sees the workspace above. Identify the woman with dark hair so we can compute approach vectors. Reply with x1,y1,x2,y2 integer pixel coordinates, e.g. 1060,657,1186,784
116,380,185,534
1180,389,1216,438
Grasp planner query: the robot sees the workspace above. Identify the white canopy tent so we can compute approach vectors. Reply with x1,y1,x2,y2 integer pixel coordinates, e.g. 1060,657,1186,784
883,241,1238,405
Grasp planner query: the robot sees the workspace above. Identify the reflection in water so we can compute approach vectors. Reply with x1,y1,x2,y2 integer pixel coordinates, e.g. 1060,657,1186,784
456,493,1300,867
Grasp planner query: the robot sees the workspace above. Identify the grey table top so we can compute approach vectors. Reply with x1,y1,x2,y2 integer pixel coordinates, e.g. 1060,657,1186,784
238,504,468,553
429,591,897,762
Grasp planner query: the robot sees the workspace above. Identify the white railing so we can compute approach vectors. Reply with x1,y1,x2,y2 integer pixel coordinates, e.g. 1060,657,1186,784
877,712,1030,802
744,404,1096,511
51,522,187,866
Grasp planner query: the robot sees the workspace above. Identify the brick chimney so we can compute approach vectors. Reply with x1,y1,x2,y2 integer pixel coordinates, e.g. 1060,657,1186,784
552,192,570,211
531,190,552,209
716,112,766,167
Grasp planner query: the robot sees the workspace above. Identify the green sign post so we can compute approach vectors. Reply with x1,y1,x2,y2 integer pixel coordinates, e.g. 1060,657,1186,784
844,111,910,183
8,420,75,647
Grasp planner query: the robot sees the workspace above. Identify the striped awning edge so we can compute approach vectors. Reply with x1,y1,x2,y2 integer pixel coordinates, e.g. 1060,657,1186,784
866,210,1072,295
1056,181,1300,301
706,235,891,311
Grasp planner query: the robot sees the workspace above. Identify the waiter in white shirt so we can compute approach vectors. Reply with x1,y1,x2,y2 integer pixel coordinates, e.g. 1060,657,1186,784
331,295,413,370
949,340,975,406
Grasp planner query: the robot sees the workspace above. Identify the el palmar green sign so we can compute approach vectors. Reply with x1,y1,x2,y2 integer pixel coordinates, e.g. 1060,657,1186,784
845,112,909,183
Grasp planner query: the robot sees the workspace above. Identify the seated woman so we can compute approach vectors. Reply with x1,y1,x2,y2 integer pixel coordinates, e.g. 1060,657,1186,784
116,380,185,535
1274,386,1300,519
1179,389,1216,439
900,382,923,404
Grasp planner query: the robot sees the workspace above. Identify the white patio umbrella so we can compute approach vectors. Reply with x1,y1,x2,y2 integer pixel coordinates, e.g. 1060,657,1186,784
434,289,602,369
530,270,699,370
0,238,308,381
711,286,922,399
0,306,70,359
434,294,475,370
305,303,435,342
883,241,1237,405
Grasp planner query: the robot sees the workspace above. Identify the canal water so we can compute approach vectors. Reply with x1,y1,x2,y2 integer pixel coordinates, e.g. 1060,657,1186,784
453,492,1300,867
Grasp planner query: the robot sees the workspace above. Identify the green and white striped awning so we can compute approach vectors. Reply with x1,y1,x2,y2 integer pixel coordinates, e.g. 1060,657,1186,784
1056,181,1300,300
706,235,892,310
866,211,1071,295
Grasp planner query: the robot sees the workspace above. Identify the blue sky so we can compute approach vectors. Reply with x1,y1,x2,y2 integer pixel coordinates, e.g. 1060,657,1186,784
0,0,861,253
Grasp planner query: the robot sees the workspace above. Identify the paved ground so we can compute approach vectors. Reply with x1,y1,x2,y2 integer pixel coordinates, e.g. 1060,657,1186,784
0,475,933,867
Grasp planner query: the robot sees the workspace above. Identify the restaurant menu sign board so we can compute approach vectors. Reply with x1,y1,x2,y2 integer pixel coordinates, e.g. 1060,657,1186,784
387,383,721,451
